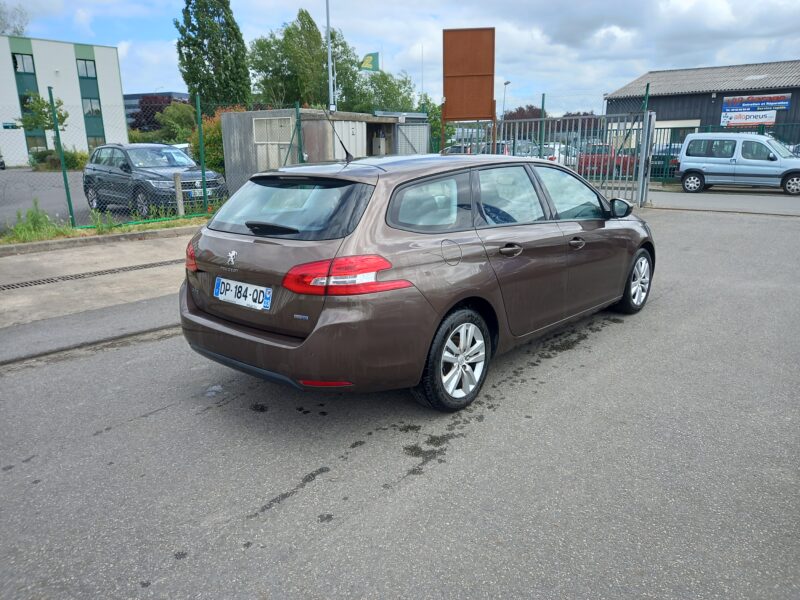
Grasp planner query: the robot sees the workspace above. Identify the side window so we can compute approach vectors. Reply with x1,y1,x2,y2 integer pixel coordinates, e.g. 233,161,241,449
387,172,472,233
741,141,772,161
93,148,109,165
476,165,545,226
536,167,604,220
686,139,735,158
109,149,127,169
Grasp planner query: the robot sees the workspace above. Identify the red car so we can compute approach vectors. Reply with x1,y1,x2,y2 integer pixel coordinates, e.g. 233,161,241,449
577,144,635,177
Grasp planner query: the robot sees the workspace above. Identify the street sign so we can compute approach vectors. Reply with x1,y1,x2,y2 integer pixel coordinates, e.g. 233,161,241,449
2,122,19,129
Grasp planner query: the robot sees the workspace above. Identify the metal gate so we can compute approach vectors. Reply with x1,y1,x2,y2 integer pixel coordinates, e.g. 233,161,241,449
447,112,655,206
396,123,431,154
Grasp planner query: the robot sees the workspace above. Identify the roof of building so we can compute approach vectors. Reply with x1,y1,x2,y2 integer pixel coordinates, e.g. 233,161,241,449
607,60,800,99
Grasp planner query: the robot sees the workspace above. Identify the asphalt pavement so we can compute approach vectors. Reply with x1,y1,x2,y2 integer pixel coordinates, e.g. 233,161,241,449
1,208,798,598
648,186,800,216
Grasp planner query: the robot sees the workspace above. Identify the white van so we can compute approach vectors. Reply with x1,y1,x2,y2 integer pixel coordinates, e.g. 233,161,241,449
677,132,800,195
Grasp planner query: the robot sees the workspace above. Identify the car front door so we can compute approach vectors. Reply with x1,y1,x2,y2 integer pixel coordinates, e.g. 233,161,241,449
474,164,567,337
105,148,133,205
534,165,629,317
735,140,783,187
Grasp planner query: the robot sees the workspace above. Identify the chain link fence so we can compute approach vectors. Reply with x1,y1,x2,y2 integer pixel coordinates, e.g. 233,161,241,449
0,93,305,235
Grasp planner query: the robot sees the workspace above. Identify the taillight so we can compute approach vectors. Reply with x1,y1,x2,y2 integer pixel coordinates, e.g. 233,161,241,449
670,158,678,166
282,255,412,296
547,155,556,161
186,241,198,272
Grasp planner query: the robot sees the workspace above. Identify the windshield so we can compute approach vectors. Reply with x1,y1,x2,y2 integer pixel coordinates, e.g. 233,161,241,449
208,177,374,241
127,147,196,168
767,139,794,159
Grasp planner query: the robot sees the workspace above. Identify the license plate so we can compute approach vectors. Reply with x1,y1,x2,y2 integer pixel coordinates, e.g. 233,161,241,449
213,277,272,311
190,189,204,198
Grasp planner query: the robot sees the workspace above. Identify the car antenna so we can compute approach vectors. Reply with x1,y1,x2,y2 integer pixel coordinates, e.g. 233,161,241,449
322,109,354,165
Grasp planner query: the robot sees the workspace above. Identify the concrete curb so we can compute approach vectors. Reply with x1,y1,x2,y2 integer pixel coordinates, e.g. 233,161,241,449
0,225,200,258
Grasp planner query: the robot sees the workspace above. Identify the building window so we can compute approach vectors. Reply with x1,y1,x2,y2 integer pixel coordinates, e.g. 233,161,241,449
26,135,47,152
77,59,97,78
83,98,102,117
87,136,105,150
12,53,35,73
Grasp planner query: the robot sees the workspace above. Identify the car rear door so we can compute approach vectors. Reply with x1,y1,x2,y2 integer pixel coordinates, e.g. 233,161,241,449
685,138,737,184
86,148,110,200
105,148,132,204
474,164,567,337
735,139,783,186
534,165,628,317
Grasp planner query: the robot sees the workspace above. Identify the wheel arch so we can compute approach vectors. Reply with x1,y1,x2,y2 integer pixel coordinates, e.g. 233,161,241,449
781,170,800,184
639,241,656,270
442,296,500,358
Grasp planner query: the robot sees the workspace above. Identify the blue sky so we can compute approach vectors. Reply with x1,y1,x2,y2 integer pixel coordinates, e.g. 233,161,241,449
20,0,800,115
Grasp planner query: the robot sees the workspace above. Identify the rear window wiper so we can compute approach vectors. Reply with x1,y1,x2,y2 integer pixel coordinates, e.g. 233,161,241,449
244,221,300,235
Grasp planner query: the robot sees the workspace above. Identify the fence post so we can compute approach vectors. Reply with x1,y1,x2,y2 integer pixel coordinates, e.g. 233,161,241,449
47,86,75,227
538,93,546,158
174,172,184,216
295,101,304,163
195,94,208,211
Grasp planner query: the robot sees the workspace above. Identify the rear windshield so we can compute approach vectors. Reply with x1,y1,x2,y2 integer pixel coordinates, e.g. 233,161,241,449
208,177,374,241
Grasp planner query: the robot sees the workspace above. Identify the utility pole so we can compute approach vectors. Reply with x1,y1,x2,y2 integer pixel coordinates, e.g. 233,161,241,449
326,0,335,112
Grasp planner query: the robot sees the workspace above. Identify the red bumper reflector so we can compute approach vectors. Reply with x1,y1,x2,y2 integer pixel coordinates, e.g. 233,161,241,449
299,380,353,388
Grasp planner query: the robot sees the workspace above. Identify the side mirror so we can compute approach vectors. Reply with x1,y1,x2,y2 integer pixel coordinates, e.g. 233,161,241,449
610,197,633,219
120,162,132,173
768,153,777,161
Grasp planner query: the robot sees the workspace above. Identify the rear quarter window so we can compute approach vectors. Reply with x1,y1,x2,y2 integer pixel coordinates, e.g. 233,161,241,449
208,177,374,241
686,139,736,158
387,172,472,233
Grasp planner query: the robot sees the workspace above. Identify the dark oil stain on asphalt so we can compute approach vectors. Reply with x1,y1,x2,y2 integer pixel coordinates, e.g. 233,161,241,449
318,513,334,523
242,541,252,548
319,411,328,416
250,403,268,413
21,455,36,463
2,465,13,472
397,424,421,433
140,581,151,588
349,440,365,449
174,551,188,560
246,466,330,519
31,479,41,484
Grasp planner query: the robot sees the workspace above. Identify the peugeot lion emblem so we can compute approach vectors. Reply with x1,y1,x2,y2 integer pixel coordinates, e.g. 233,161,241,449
227,250,238,266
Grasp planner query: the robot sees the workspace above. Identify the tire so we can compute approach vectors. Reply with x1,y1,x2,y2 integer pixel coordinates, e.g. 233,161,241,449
133,188,149,218
782,174,800,195
85,186,106,211
411,308,491,412
614,248,653,314
681,172,704,193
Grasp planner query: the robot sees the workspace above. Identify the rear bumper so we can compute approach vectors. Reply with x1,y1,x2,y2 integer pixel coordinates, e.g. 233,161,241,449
179,281,438,393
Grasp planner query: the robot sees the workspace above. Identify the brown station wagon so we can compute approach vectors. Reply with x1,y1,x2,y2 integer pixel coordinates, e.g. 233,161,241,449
180,155,655,411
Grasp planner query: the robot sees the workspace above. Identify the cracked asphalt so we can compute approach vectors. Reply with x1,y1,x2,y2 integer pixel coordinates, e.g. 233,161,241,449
1,208,798,599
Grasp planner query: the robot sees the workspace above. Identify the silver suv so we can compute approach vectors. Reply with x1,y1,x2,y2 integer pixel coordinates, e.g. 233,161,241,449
677,132,800,195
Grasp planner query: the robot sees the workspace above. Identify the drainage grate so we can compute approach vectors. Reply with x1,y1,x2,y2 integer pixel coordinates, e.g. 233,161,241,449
0,258,185,291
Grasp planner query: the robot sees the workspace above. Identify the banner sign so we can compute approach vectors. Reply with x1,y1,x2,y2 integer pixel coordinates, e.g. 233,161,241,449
359,53,380,72
721,93,790,127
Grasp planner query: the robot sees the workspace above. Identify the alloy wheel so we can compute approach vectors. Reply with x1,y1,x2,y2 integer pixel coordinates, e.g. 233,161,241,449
440,323,486,399
136,192,149,217
87,188,98,209
630,256,651,307
786,176,800,195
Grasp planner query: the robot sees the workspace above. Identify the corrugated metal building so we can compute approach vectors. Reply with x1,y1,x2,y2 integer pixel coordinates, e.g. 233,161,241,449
607,60,800,142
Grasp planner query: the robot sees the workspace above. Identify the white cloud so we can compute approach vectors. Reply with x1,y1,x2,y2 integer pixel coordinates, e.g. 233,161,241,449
118,40,186,94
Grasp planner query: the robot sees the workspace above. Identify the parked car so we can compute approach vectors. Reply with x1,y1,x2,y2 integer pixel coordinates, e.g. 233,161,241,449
677,132,800,194
82,143,227,215
181,155,655,411
442,144,472,155
650,143,683,179
577,143,635,177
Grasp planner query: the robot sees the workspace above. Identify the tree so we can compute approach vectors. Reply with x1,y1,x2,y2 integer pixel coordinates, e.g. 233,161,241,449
348,71,416,114
504,104,544,120
174,0,250,114
17,93,69,132
155,102,196,143
0,1,28,35
417,93,453,152
248,9,414,113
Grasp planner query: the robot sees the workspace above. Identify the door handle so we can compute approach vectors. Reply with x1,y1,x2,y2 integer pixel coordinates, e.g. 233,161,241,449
499,243,523,257
569,237,586,250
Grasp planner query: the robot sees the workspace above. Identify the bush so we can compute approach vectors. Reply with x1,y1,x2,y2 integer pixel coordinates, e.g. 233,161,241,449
32,149,55,164
128,128,167,144
189,106,245,175
62,148,89,170
3,199,73,243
